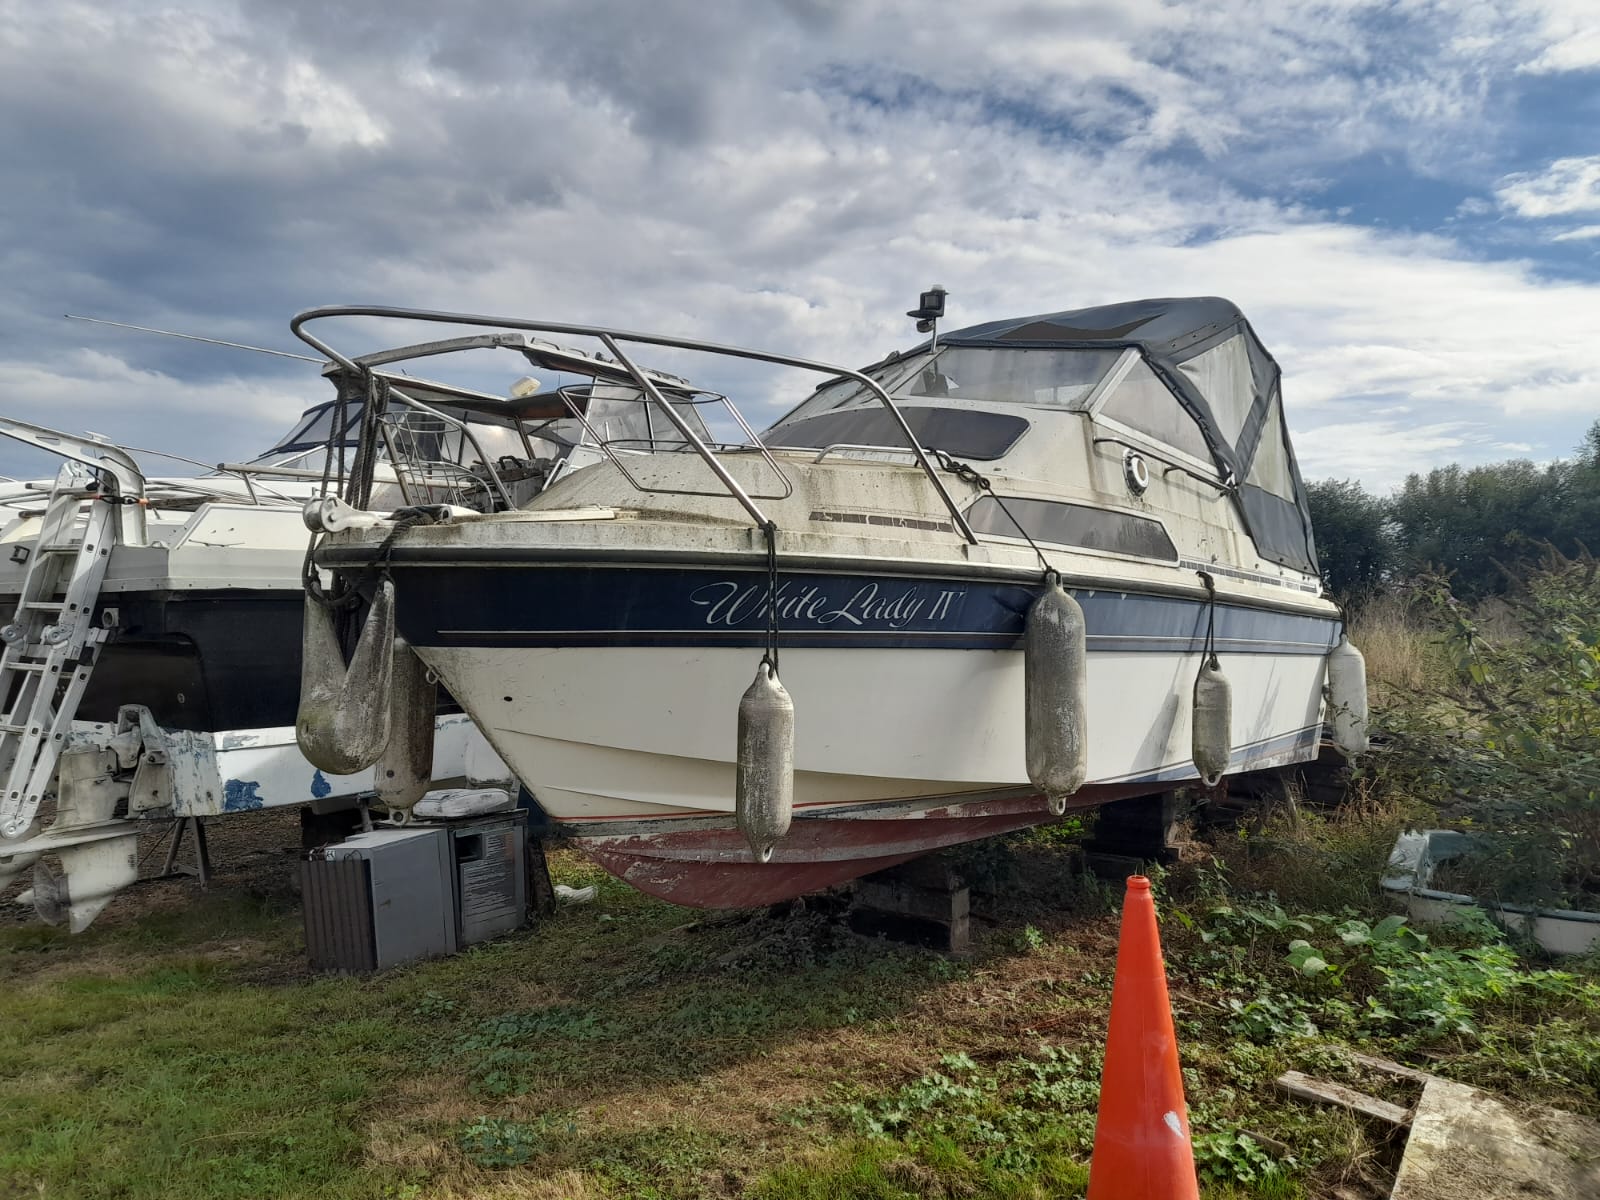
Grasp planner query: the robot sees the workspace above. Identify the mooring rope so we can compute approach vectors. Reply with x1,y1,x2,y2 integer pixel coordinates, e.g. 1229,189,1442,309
760,520,781,676
1197,569,1220,668
932,449,1054,579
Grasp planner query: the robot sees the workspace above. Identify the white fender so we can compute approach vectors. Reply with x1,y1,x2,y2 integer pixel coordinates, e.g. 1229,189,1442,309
736,662,794,862
1192,658,1233,787
1326,635,1369,756
1025,579,1088,814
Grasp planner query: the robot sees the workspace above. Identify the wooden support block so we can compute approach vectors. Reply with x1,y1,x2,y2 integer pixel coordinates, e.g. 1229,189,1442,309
854,879,971,924
862,855,965,892
1083,851,1148,882
848,905,970,954
850,866,971,954
1084,792,1185,864
526,835,556,920
1276,1070,1410,1126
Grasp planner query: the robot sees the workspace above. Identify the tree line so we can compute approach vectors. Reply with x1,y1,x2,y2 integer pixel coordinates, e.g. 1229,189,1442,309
1306,420,1600,603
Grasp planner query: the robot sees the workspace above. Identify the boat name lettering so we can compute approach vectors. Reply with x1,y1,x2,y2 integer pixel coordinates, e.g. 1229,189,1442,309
688,580,966,629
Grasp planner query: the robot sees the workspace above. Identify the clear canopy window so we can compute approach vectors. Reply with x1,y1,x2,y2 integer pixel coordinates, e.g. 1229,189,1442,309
900,348,1121,408
1176,335,1256,448
1096,360,1214,463
1244,395,1296,501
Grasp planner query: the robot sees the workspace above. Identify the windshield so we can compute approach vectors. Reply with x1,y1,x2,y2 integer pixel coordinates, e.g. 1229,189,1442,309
773,354,934,425
260,383,715,468
768,346,1121,435
902,347,1119,408
271,402,361,453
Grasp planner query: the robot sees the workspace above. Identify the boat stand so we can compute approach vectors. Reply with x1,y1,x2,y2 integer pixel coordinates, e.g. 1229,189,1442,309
158,817,212,886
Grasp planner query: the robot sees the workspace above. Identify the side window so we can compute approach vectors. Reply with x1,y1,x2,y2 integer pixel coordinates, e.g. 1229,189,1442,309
1096,359,1213,462
966,495,1177,560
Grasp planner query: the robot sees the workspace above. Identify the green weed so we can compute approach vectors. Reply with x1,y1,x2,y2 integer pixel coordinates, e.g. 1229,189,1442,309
457,1113,575,1168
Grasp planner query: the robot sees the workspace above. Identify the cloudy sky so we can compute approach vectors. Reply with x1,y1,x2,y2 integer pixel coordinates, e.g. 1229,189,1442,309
3,0,1598,489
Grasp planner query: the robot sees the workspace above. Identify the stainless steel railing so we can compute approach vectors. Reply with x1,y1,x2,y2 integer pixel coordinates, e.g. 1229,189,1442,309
289,305,978,542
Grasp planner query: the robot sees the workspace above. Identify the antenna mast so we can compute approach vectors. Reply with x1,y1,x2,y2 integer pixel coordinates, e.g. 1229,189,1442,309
64,314,322,363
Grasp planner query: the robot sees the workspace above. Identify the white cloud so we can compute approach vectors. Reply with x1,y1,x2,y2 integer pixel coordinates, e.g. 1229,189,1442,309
1496,156,1600,217
1518,1,1600,72
0,351,307,479
1552,224,1600,242
2,0,1599,498
1292,418,1477,489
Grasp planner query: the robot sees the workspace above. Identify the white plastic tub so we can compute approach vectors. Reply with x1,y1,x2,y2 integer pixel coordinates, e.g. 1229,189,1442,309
1381,830,1600,956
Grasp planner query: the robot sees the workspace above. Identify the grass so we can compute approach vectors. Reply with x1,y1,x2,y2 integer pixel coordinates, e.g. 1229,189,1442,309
1,854,968,1200
3,807,1597,1200
1349,592,1437,698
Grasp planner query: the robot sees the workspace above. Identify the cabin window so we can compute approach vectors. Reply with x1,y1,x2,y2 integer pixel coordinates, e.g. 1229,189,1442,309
765,406,1029,460
966,495,1178,560
1096,360,1213,462
1176,334,1256,447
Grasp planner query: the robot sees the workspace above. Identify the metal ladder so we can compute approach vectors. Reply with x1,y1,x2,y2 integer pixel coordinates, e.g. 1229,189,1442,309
0,462,122,839
0,421,147,846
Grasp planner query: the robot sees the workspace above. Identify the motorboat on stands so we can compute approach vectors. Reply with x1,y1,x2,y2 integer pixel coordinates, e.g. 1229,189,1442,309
295,295,1368,910
0,334,706,929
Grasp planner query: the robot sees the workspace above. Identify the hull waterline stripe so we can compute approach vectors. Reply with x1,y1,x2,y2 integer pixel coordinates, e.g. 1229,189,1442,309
320,543,1328,615
433,628,1334,654
386,563,1340,655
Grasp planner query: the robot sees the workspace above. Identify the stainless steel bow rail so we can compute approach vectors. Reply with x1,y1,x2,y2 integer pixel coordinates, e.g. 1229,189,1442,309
288,305,980,543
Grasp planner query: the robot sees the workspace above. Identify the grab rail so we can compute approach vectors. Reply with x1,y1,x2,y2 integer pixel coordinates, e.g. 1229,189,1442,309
811,444,920,464
1091,436,1236,493
289,305,979,543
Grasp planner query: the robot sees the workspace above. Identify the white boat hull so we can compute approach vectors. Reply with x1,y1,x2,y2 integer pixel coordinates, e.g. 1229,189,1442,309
425,644,1327,826
358,548,1339,907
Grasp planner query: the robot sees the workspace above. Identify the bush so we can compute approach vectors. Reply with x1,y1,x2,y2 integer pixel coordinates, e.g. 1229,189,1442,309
1306,479,1399,603
1374,553,1600,910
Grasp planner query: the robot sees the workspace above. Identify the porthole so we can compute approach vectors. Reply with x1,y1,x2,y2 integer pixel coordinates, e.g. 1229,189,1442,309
1123,449,1150,495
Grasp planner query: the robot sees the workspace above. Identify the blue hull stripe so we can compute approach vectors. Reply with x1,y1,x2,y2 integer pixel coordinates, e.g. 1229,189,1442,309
391,563,1339,655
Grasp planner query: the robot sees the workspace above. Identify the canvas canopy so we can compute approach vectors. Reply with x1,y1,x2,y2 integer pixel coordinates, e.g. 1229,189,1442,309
933,297,1318,576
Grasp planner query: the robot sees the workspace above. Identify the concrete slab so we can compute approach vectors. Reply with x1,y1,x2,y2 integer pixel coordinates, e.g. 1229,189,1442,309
1392,1077,1600,1200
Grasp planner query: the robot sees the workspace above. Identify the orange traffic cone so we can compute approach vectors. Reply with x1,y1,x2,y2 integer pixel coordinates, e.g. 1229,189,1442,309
1086,875,1199,1200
